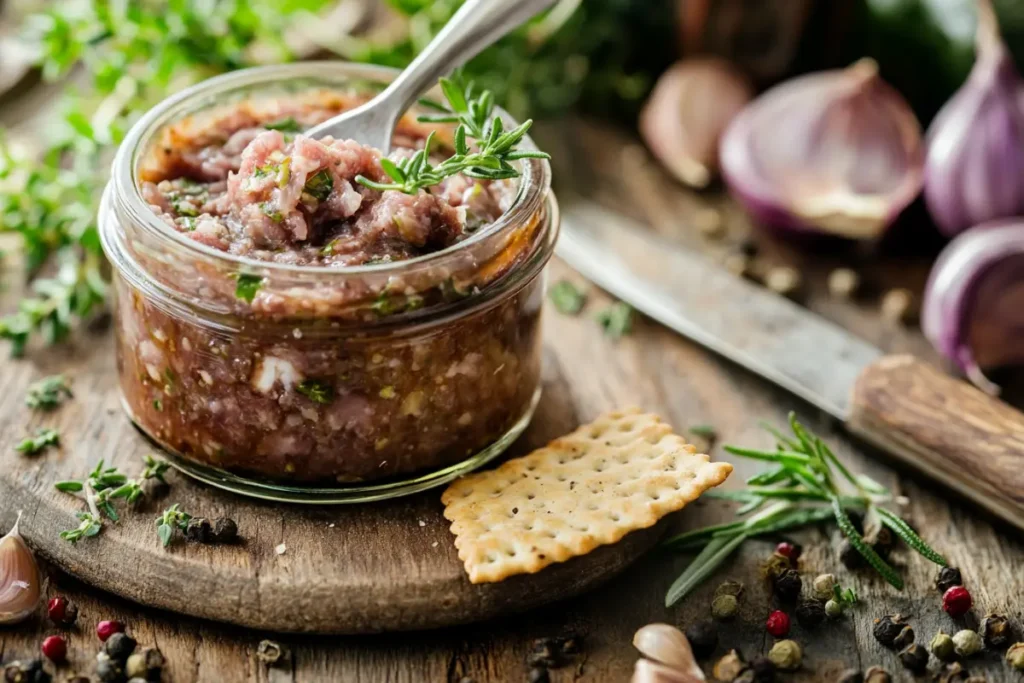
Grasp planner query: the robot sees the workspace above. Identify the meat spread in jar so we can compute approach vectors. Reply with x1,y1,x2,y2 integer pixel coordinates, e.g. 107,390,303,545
107,87,554,486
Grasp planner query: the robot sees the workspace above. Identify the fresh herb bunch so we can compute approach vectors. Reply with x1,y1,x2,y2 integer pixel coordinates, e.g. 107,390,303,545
25,375,73,410
1,1,331,353
355,77,550,194
663,413,947,607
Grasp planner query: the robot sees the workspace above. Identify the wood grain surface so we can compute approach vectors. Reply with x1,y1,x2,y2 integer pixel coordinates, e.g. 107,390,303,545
850,354,1024,531
3,118,1024,681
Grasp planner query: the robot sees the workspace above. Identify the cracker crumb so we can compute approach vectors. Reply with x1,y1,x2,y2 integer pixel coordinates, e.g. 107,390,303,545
275,543,287,555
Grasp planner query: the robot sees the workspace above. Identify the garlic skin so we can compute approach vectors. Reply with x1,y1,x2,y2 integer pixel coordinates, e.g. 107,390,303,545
0,511,42,624
639,59,753,189
720,59,924,240
922,218,1024,395
631,658,706,683
632,623,705,680
924,0,1024,237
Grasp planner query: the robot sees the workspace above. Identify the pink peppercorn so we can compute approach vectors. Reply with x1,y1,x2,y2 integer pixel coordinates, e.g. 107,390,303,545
942,586,973,617
96,620,125,642
775,542,801,561
41,635,67,662
766,610,791,637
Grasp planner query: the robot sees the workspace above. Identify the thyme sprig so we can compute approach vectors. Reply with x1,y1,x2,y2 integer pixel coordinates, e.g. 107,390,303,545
355,77,549,195
156,504,192,547
663,413,947,607
15,428,60,455
25,375,73,410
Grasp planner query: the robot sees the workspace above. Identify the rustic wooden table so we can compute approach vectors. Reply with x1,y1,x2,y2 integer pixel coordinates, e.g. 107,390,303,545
2,110,1024,682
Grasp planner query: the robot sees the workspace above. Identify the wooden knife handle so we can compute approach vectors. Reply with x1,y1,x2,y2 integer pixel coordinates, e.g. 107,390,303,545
848,354,1024,529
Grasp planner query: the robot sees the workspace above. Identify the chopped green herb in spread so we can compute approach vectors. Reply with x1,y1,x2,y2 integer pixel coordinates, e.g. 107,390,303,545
25,375,73,410
15,427,60,454
153,398,163,411
296,379,333,404
172,200,199,217
181,217,197,231
303,169,333,202
234,273,263,303
264,117,302,133
548,280,587,315
259,202,284,223
596,302,634,339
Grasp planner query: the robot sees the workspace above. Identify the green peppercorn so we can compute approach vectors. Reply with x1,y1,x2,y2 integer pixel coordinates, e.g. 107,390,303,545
952,630,984,658
713,650,745,681
899,644,928,674
1006,642,1024,671
892,624,915,650
767,640,802,671
715,580,745,598
980,613,1013,648
930,631,956,662
825,599,843,618
712,593,739,621
811,574,836,601
763,553,792,581
125,647,165,680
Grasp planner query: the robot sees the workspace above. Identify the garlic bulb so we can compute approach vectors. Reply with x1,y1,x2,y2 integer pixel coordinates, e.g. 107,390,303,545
0,511,42,624
632,624,705,680
720,58,924,240
639,59,754,189
631,658,707,683
923,0,1024,237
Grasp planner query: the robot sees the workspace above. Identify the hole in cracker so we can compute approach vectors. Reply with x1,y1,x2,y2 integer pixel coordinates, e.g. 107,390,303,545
609,513,621,522
618,421,634,432
527,493,536,500
589,426,605,438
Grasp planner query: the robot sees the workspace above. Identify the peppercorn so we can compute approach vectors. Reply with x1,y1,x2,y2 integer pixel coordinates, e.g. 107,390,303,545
943,586,973,618
685,620,718,659
125,648,165,680
898,644,928,674
96,620,125,642
772,569,801,602
1006,642,1024,671
892,624,915,650
870,526,896,559
762,553,792,582
936,567,963,593
863,665,891,683
712,594,739,621
767,640,801,671
67,677,91,683
811,574,836,601
40,635,66,663
713,650,745,681
828,268,861,299
256,640,284,666
794,599,826,628
185,517,214,543
95,653,125,683
939,663,971,683
837,670,863,683
931,631,957,662
556,634,582,655
881,288,916,324
748,657,776,683
526,638,565,669
527,668,549,683
980,613,1013,648
952,629,984,657
839,540,865,569
872,615,906,649
774,541,801,561
212,517,238,543
764,267,801,298
715,580,745,599
765,611,790,638
3,660,50,683
46,597,78,627
825,599,843,619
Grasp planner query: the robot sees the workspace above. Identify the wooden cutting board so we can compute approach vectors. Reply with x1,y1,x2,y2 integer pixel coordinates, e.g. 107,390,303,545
0,323,665,635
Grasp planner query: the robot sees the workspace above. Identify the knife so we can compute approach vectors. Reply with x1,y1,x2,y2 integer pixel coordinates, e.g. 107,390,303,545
557,199,1024,530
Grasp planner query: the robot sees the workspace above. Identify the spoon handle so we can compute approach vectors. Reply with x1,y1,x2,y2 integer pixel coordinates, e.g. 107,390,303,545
380,0,558,115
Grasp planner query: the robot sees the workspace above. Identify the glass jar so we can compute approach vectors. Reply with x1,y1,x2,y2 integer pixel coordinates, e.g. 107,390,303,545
99,62,557,503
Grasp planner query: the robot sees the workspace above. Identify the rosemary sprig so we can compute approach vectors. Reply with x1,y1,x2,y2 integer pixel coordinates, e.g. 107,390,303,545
663,413,947,606
355,77,549,195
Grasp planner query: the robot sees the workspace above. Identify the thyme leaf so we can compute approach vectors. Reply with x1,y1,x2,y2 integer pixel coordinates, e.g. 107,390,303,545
596,302,633,339
548,280,587,315
15,428,60,455
25,375,73,410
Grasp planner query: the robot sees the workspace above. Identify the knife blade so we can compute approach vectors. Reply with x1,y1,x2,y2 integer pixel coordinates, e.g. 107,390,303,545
557,199,1024,529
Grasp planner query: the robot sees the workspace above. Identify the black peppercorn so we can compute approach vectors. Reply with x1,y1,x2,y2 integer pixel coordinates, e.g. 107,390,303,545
839,540,865,569
794,599,826,628
936,567,963,593
748,656,776,683
899,644,928,674
837,670,863,683
772,568,802,602
185,517,214,543
980,613,1013,648
892,624,915,650
104,632,137,662
212,517,238,543
526,639,564,669
873,614,906,649
527,668,549,683
871,526,896,559
686,620,719,659
95,653,125,683
3,660,50,683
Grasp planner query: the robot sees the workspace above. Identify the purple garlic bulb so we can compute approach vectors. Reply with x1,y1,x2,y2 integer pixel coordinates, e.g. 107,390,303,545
924,0,1024,237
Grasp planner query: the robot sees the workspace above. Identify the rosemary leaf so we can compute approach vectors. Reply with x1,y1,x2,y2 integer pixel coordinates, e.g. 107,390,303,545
665,532,748,607
876,507,948,567
832,497,903,589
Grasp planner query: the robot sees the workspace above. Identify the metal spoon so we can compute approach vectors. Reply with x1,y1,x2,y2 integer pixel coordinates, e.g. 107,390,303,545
305,0,557,153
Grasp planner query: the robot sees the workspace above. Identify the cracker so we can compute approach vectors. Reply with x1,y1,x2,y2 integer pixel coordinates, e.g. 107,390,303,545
441,407,733,584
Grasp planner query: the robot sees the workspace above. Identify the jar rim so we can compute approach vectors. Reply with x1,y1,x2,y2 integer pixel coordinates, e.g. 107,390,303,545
109,61,552,280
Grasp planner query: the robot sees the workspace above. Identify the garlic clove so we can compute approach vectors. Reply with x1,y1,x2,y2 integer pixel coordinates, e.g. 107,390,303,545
639,59,753,189
631,658,706,683
633,623,705,680
720,58,923,240
0,511,42,625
